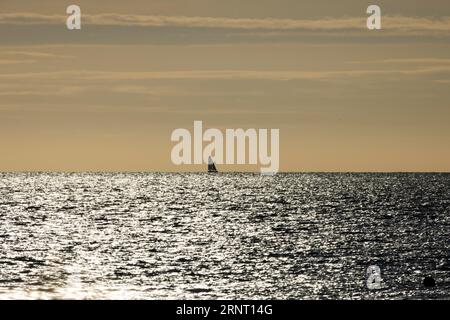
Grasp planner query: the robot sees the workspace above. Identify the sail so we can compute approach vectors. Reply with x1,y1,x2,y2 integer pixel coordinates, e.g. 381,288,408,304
208,156,218,173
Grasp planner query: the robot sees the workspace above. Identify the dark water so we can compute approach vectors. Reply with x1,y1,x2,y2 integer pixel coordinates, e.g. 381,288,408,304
0,173,449,299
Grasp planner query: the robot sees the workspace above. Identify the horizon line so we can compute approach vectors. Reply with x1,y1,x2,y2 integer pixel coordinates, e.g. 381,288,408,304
1,171,449,174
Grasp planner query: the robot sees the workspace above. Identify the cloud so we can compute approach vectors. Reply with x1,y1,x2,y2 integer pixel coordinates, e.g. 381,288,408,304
1,50,71,59
1,67,450,82
1,13,363,29
0,13,64,25
1,13,449,34
349,58,450,65
0,85,84,96
0,59,35,65
433,79,450,84
0,51,72,65
1,13,450,46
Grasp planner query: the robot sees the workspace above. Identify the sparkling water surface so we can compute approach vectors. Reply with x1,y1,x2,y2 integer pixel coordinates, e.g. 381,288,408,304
0,173,449,299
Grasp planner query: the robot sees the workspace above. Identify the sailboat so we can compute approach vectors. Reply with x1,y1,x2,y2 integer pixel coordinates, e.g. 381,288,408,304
208,156,218,173
422,209,436,287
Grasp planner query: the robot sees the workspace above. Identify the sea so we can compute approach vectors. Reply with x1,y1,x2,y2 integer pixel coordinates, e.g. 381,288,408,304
0,173,449,299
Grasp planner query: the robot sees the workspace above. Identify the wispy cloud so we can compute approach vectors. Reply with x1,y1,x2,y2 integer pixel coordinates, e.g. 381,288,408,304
0,85,84,96
433,79,450,84
349,58,450,65
1,13,364,29
0,59,35,65
1,50,70,59
1,13,450,33
0,51,72,65
1,13,449,46
2,67,450,82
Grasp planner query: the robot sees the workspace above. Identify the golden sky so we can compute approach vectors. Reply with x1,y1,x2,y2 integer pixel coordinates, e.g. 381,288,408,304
1,0,450,172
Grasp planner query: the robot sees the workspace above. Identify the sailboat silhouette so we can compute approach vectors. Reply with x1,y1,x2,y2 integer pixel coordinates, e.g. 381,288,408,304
208,156,218,173
422,206,436,287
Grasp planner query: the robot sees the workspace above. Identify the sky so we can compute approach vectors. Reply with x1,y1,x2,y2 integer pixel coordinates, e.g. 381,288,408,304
1,0,450,172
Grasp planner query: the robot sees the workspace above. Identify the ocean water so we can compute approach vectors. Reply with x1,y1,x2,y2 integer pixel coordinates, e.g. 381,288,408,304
0,173,449,300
